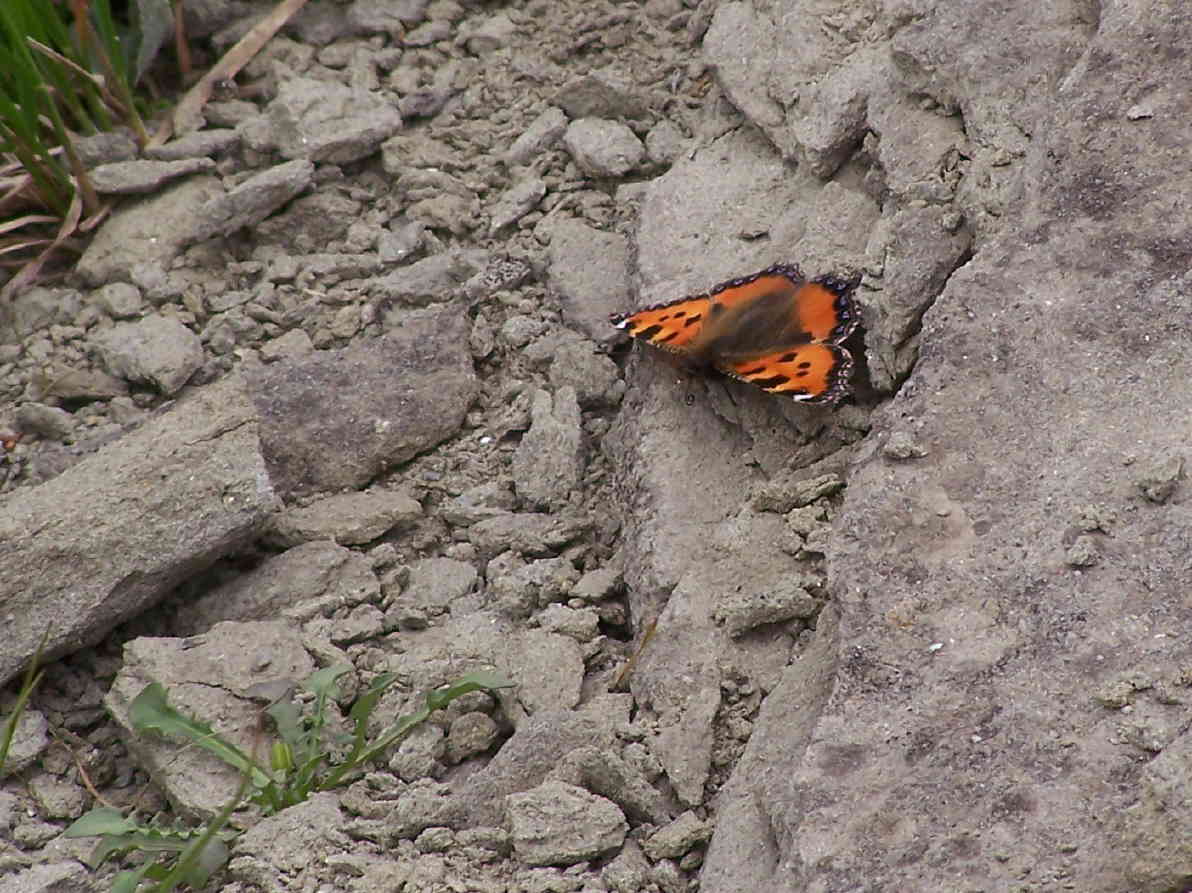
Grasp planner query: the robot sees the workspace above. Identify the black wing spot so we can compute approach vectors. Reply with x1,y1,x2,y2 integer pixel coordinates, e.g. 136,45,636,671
779,352,798,362
683,314,703,327
751,375,790,389
637,325,663,340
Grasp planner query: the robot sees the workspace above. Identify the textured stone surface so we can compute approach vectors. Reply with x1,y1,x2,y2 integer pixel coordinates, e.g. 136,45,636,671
90,315,204,395
511,387,583,510
698,4,1192,892
106,621,316,817
0,374,279,686
248,305,476,498
506,781,627,866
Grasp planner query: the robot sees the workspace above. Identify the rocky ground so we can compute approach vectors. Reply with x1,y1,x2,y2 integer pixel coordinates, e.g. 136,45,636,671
2,0,1191,891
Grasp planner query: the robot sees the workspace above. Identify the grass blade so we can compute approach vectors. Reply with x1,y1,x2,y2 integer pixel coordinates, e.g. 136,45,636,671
128,683,275,788
0,626,49,777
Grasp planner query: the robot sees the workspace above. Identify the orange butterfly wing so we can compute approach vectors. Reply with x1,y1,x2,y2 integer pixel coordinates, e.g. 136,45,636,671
610,294,712,352
612,265,860,404
718,342,854,405
791,278,860,344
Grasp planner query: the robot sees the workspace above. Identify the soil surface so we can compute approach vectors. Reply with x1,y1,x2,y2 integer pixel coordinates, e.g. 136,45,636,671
3,0,1191,891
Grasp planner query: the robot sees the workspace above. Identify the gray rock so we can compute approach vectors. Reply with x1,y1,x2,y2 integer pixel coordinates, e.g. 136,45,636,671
715,577,819,636
90,315,203,395
73,129,138,167
30,368,127,402
512,387,583,510
553,73,648,120
562,118,645,177
248,305,477,498
643,811,711,860
506,781,627,867
398,86,457,120
389,723,446,782
498,314,546,349
505,107,568,165
256,189,362,254
510,629,584,715
330,603,385,644
106,621,315,817
0,710,48,778
414,826,455,853
402,19,451,46
76,175,223,285
451,699,631,834
268,77,403,163
14,403,75,442
867,77,968,201
548,339,623,408
0,789,21,829
468,512,591,560
552,745,671,825
488,176,547,234
386,612,583,720
230,792,351,887
287,2,356,45
404,557,479,611
790,53,875,178
144,129,240,161
11,818,60,849
863,204,971,392
487,553,580,618
370,250,485,306
1136,455,1184,505
386,779,456,840
441,481,517,526
545,217,631,345
3,862,90,893
572,567,622,603
1112,727,1192,886
270,489,423,547
461,256,534,304
92,282,144,319
378,219,426,265
603,841,653,893
259,328,314,362
347,0,430,35
698,4,1192,889
461,12,517,54
4,287,83,338
446,712,500,763
0,374,279,686
882,430,929,460
645,119,687,165
618,527,799,806
26,777,87,821
86,158,216,194
189,159,315,243
538,605,599,643
181,541,380,634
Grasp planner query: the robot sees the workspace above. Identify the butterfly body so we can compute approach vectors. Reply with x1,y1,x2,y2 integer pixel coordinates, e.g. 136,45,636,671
611,264,861,405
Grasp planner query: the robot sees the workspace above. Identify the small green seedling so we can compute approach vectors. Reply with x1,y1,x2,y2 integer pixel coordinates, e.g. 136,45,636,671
66,667,515,891
0,627,49,777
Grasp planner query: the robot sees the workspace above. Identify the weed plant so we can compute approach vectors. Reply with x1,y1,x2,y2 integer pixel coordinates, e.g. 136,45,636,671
65,667,514,891
0,0,171,296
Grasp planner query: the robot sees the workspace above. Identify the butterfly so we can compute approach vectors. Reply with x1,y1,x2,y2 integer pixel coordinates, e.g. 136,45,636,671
610,264,861,405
